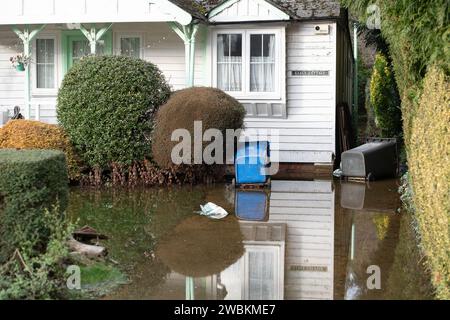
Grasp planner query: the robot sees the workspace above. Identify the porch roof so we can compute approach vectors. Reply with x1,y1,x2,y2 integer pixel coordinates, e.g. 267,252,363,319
0,0,194,26
0,0,343,27
168,0,342,20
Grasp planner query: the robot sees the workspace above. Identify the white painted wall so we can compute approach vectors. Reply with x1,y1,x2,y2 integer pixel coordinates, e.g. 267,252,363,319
242,21,337,163
0,22,206,124
268,180,335,300
0,20,343,165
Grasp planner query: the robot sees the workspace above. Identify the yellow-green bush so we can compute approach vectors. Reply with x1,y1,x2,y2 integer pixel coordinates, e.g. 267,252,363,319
408,67,450,299
369,53,402,138
0,120,82,180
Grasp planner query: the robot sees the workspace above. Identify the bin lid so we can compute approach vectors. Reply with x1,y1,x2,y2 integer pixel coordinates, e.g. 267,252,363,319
235,141,270,162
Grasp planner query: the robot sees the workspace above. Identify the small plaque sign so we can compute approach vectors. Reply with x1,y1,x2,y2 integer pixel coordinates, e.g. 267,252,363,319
292,70,330,76
290,265,328,272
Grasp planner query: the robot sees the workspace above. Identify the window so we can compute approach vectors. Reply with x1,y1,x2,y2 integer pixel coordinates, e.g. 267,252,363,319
213,28,283,99
250,34,275,92
71,39,105,66
217,34,242,91
120,37,141,58
36,38,55,89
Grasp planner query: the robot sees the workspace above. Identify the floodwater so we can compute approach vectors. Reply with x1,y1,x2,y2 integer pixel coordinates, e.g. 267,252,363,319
68,179,434,300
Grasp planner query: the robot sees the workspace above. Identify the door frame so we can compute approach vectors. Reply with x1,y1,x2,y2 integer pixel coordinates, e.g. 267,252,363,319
61,29,113,76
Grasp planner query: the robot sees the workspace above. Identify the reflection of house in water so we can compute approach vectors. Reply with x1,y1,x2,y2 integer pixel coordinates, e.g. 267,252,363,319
268,181,335,300
152,181,335,300
220,223,286,300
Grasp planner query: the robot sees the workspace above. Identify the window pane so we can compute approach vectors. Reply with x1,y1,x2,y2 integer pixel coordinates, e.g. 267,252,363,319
72,40,90,65
217,34,242,92
121,37,140,58
249,251,275,300
250,35,262,57
250,34,275,92
36,39,55,89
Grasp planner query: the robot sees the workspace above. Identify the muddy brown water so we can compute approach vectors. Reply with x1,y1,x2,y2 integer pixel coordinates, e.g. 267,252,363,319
68,179,434,300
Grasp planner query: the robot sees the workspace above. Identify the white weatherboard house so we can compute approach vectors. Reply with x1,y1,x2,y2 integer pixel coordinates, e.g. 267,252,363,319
0,0,354,167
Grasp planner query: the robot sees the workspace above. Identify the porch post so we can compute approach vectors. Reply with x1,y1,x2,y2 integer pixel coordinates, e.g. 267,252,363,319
12,25,45,120
169,22,200,87
79,24,113,55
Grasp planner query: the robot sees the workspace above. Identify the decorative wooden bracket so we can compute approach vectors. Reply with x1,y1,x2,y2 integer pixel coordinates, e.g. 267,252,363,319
79,24,113,54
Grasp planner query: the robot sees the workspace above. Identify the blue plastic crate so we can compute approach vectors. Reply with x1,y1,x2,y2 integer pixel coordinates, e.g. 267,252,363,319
235,190,268,221
235,141,270,185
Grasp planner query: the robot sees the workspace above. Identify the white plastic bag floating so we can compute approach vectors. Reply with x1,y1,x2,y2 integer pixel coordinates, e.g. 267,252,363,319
197,202,229,220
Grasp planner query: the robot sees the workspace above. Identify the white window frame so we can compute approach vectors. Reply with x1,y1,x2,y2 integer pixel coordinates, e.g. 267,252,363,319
212,27,284,100
32,34,58,96
115,32,144,59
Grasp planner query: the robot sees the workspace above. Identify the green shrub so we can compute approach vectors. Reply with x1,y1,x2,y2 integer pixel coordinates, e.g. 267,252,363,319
369,53,402,137
152,87,246,169
408,67,450,299
342,0,449,298
0,120,83,181
0,206,74,300
57,55,171,170
0,149,69,262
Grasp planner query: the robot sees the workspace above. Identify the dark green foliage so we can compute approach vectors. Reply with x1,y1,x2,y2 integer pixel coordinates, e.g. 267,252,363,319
369,53,402,137
0,206,73,300
152,87,246,169
57,55,171,170
0,149,69,263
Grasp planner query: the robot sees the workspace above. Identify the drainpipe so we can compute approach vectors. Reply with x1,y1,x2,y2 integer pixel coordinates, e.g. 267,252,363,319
353,23,359,137
12,26,46,120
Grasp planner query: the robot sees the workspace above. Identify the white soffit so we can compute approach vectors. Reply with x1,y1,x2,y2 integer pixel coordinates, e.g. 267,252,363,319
209,0,290,23
0,0,193,26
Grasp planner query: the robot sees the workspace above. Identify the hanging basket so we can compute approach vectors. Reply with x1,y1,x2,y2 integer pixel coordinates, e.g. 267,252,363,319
15,63,25,72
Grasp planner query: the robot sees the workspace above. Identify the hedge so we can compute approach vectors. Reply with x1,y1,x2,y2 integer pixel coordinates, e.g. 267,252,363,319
152,87,246,169
57,55,171,170
369,53,402,138
0,149,69,262
408,67,450,298
342,0,450,299
0,120,82,180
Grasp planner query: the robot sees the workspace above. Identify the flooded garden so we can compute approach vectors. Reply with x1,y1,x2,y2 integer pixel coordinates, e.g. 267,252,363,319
67,179,433,300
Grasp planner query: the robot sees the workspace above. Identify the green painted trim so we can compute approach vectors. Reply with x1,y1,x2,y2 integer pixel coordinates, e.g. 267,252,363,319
168,22,200,87
61,29,112,77
12,25,46,120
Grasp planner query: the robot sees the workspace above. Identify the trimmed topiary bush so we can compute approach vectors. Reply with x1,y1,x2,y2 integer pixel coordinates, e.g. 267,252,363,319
0,120,82,181
0,149,69,263
57,55,171,170
370,53,402,138
152,87,246,169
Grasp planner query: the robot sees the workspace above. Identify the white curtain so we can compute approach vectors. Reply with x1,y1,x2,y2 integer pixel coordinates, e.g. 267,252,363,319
217,35,242,92
250,35,275,92
36,39,55,89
